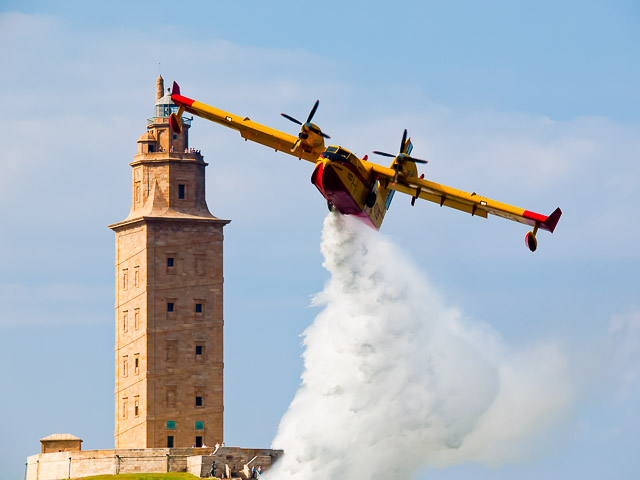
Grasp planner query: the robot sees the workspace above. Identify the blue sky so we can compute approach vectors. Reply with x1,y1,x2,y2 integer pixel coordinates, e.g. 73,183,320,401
1,1,639,479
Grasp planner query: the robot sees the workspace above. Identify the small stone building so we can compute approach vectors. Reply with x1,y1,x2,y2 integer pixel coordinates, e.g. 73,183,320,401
40,434,82,454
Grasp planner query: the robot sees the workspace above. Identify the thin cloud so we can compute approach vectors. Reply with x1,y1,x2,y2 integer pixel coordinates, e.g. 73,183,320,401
0,282,111,327
609,309,640,400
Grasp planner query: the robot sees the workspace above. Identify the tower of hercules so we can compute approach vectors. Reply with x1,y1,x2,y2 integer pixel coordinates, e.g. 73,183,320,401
108,76,229,449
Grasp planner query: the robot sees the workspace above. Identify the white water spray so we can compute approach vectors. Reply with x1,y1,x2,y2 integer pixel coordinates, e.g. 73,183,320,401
265,213,571,479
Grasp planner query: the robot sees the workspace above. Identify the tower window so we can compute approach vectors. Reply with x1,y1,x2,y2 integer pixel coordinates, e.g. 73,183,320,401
167,302,174,312
173,134,177,140
167,436,174,448
134,309,140,330
195,254,205,276
195,345,203,356
167,420,176,430
194,300,204,320
134,396,140,417
122,398,128,419
178,184,185,199
167,256,176,275
122,268,128,290
195,421,204,430
166,341,177,362
195,386,204,407
134,354,139,374
195,436,203,447
148,145,155,153
166,385,177,407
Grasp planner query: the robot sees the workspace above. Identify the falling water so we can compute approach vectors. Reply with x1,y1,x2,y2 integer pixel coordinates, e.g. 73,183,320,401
265,212,571,479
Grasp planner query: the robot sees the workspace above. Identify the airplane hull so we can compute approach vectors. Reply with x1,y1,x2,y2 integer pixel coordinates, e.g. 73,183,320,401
311,159,380,229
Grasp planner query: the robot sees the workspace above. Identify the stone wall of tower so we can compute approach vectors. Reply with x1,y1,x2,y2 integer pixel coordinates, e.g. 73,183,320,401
113,217,226,449
114,224,149,448
145,219,225,448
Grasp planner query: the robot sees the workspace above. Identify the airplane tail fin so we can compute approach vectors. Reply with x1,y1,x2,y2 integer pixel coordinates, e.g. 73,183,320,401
169,82,184,133
524,207,562,252
541,207,562,233
170,111,182,133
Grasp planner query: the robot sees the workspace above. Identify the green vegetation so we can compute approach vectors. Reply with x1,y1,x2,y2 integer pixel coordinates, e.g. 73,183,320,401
77,474,202,480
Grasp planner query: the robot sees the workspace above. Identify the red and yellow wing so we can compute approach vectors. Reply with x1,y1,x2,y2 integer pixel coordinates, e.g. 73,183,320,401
170,83,319,163
370,163,562,232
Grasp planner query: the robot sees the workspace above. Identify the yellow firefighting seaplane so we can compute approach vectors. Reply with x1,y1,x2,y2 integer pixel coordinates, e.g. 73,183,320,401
169,82,561,252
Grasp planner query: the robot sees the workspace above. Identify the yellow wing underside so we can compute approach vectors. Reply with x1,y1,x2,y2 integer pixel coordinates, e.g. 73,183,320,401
369,164,535,227
181,99,319,163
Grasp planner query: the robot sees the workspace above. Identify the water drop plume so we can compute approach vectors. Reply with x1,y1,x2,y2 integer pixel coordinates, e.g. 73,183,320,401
265,212,571,479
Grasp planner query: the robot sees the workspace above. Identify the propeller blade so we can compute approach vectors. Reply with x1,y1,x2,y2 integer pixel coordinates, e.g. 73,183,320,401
400,128,408,154
372,150,396,158
281,113,303,126
375,129,427,163
405,156,428,164
307,100,319,123
283,100,330,138
290,138,301,152
307,125,330,139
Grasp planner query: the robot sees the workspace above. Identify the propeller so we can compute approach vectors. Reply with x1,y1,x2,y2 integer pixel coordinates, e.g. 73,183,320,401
373,129,428,164
281,100,331,139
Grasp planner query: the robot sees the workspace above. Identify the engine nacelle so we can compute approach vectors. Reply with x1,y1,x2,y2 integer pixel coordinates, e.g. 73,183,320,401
525,231,538,252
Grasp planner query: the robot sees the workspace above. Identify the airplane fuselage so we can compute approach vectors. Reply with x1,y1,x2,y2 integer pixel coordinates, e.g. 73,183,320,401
311,146,391,229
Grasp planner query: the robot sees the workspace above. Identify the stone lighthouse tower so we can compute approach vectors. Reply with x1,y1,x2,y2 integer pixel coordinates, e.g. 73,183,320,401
109,76,229,449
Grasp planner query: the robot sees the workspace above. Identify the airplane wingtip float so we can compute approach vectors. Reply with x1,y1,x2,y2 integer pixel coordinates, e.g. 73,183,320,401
169,81,561,252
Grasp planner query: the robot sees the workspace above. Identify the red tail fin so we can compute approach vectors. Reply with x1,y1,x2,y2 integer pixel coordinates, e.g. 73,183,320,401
541,207,562,233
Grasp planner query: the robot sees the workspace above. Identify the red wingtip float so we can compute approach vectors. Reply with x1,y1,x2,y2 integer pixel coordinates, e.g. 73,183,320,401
169,81,561,252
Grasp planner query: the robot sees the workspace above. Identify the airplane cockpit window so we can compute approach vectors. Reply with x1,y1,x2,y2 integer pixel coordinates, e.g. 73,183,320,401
337,148,350,159
323,146,355,164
